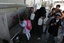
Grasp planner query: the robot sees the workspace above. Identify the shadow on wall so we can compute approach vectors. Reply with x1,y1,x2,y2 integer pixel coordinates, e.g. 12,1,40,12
9,7,31,29
9,9,26,29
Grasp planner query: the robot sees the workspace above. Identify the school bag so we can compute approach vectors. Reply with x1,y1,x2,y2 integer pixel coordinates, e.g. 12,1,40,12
30,13,35,20
26,20,32,30
38,17,43,26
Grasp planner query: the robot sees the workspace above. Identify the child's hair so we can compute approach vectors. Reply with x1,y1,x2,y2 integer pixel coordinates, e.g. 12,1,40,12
23,13,28,20
52,8,56,11
56,4,60,8
29,7,34,13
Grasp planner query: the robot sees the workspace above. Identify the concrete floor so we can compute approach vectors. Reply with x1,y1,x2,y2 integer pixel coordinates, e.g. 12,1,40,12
18,32,62,43
12,9,63,43
15,24,63,43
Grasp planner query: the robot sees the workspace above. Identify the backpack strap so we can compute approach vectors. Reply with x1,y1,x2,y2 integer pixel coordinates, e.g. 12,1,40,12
25,20,28,26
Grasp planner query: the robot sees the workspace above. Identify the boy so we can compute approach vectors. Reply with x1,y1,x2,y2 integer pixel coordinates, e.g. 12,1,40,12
56,4,62,16
48,14,61,43
48,8,56,18
61,11,64,43
44,8,56,34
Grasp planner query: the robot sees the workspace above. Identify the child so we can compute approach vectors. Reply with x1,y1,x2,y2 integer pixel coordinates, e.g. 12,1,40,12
61,20,64,43
30,12,35,21
30,12,35,34
48,8,56,18
20,14,32,40
28,7,34,20
44,8,56,34
34,7,46,40
48,14,61,43
37,16,44,40
61,11,64,43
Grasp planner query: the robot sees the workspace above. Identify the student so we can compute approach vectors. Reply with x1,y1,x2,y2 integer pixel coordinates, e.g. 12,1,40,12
48,14,61,43
37,16,44,40
28,7,34,20
48,8,56,18
60,11,64,19
61,11,64,43
44,8,56,34
30,12,35,21
56,4,62,16
28,7,35,35
20,14,32,41
34,7,46,40
30,12,35,34
47,8,56,25
56,4,60,10
56,5,61,11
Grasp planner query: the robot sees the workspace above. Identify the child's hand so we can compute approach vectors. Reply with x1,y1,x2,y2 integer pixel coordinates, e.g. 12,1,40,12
51,23,56,26
54,23,56,25
59,26,61,29
51,24,54,26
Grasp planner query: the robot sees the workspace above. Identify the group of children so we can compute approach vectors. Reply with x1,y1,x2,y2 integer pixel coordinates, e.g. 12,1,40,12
20,7,46,41
20,4,64,43
46,5,64,43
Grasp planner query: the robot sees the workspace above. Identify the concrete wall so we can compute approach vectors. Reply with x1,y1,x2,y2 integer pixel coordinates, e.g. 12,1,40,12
25,0,42,7
0,0,24,4
6,7,25,28
0,14,10,41
0,7,26,29
0,4,27,42
26,0,34,7
0,0,43,7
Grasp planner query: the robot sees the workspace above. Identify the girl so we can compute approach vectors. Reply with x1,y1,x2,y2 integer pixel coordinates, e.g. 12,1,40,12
20,14,32,41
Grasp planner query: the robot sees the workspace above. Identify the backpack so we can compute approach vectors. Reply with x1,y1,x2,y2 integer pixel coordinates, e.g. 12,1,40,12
30,13,35,20
26,20,32,30
38,17,43,26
